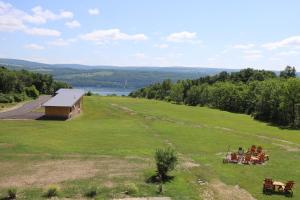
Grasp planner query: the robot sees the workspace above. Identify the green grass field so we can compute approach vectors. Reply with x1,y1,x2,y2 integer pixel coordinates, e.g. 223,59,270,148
0,96,299,200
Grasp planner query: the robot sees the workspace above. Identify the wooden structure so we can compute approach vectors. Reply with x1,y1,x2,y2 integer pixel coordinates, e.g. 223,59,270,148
263,178,295,197
43,89,84,119
223,145,269,165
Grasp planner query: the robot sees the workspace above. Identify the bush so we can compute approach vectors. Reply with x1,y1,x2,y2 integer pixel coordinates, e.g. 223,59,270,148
44,185,59,198
84,186,97,198
0,93,13,103
13,93,26,102
7,188,17,199
85,91,93,96
155,148,178,181
25,86,39,99
124,183,138,195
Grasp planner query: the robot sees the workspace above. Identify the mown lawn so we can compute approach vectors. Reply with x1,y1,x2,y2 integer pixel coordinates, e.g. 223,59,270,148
0,96,299,200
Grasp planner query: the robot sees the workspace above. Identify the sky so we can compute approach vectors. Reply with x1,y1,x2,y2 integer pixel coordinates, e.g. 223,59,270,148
0,0,300,70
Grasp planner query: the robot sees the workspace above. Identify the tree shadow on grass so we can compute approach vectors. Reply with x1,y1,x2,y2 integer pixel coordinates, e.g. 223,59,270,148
263,191,293,198
146,174,174,184
0,197,13,200
266,122,300,130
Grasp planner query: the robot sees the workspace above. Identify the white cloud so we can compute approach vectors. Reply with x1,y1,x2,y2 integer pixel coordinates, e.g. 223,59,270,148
243,49,263,61
0,1,26,31
244,54,263,60
166,31,201,43
80,29,148,43
262,36,300,50
48,38,77,46
0,1,71,36
23,6,73,24
154,44,168,49
65,20,80,28
88,8,99,15
277,50,300,56
232,44,255,49
133,53,146,59
243,50,261,54
60,10,73,18
24,27,61,36
24,43,44,50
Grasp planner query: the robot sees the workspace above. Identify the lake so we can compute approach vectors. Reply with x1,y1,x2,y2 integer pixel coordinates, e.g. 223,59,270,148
74,87,134,96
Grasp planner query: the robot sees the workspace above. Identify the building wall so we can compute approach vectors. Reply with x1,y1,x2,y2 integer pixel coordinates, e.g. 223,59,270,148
45,106,71,118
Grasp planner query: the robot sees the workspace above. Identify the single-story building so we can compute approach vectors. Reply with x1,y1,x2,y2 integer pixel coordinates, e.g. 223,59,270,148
42,89,85,119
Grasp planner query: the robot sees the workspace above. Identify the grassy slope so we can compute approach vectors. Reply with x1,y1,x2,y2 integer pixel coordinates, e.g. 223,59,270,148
0,102,19,111
0,96,299,199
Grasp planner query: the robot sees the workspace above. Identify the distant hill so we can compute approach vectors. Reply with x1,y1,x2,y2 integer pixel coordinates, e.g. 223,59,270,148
0,58,238,89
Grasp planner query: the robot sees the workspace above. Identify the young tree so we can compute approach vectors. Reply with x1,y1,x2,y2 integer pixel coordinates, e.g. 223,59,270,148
155,148,177,181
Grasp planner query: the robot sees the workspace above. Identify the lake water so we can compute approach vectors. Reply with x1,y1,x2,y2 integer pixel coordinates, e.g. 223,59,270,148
74,87,134,96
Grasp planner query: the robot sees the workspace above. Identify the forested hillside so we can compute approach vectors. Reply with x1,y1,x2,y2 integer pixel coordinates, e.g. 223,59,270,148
0,58,237,89
0,66,70,103
130,66,300,128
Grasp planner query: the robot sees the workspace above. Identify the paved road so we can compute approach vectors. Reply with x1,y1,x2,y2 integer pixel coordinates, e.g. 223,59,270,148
0,95,51,120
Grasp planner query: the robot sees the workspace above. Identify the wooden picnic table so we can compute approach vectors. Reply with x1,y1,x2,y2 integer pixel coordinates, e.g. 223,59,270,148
273,181,285,191
273,181,285,186
251,156,259,161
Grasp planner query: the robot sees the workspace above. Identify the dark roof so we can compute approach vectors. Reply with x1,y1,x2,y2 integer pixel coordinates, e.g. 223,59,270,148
43,89,85,107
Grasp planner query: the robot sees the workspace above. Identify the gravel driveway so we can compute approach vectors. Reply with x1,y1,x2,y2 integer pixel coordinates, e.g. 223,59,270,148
0,95,51,120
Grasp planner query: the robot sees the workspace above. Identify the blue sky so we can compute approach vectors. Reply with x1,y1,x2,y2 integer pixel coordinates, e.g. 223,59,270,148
1,0,300,70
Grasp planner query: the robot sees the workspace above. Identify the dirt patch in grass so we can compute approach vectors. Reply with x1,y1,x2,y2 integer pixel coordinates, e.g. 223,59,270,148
202,179,256,200
0,143,15,148
214,126,233,132
0,157,148,188
113,198,171,200
256,135,300,146
215,152,227,159
201,188,214,200
178,155,200,170
180,160,200,169
272,143,300,152
111,103,137,115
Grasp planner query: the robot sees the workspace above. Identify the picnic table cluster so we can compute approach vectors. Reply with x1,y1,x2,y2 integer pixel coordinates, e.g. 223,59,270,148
222,144,296,197
263,178,295,197
223,145,269,165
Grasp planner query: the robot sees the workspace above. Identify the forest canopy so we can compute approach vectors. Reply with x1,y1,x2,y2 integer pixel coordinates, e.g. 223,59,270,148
0,66,70,103
130,66,300,128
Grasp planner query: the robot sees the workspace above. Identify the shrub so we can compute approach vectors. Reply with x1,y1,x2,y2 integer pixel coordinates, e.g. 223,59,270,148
0,93,14,103
7,188,17,199
84,186,97,198
155,148,178,181
124,183,138,195
25,85,39,99
85,91,93,96
44,185,59,198
13,93,26,102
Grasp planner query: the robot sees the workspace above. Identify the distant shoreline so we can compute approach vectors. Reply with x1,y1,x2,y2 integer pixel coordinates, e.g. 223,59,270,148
73,86,133,96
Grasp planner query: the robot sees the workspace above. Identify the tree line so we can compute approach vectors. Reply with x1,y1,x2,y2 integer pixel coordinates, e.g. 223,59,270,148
130,66,300,128
0,66,70,103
